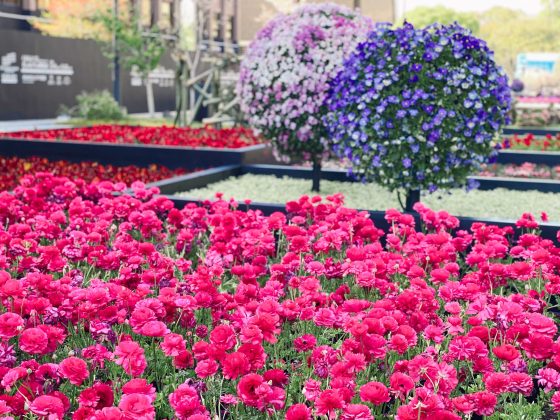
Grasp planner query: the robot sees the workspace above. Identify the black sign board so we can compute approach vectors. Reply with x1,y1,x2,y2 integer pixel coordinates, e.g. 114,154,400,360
0,29,175,120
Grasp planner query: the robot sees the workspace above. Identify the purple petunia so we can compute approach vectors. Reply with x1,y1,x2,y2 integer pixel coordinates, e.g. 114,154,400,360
324,22,512,193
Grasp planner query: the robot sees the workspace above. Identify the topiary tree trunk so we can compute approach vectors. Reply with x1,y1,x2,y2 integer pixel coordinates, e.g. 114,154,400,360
405,189,420,212
311,158,322,192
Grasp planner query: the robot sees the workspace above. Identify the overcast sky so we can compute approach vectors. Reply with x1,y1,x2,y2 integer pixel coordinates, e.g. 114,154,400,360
397,0,543,17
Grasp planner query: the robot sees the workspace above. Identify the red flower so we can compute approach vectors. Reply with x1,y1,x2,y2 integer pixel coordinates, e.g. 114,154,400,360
137,320,170,337
285,403,311,420
59,357,89,386
118,393,155,420
209,325,236,350
341,404,374,420
552,391,560,413
473,391,497,416
19,327,48,355
114,341,147,377
237,373,265,408
222,352,250,380
78,382,114,409
122,379,156,403
169,383,207,419
484,372,510,394
173,350,194,369
293,334,317,352
389,372,414,399
315,389,344,417
195,359,219,378
492,344,519,362
0,313,23,340
29,395,66,419
263,369,289,388
360,381,390,405
160,333,186,357
507,372,533,396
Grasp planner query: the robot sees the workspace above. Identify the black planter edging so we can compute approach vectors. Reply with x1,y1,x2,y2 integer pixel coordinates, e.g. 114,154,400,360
162,195,560,242
0,137,275,170
147,164,560,242
473,176,560,193
503,126,560,137
148,165,243,194
497,149,560,166
239,164,560,194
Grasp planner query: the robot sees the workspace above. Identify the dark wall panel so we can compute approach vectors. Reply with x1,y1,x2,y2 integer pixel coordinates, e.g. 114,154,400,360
0,29,175,120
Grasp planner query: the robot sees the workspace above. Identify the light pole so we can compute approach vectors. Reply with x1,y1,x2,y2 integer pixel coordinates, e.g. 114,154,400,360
112,0,121,104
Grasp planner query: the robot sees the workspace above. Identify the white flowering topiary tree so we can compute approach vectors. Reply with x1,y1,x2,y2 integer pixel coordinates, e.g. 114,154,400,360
237,4,372,191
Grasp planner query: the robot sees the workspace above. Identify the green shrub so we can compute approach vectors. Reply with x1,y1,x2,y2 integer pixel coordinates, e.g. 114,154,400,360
61,90,126,121
487,401,544,420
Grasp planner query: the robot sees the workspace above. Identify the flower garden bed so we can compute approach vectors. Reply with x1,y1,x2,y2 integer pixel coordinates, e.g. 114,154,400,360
1,173,560,418
495,132,560,167
0,135,273,170
0,125,262,149
150,165,560,241
479,163,560,180
503,126,560,138
0,156,191,190
496,150,560,167
500,133,560,152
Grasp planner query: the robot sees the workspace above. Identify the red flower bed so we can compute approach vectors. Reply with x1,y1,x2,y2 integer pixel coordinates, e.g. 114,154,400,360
1,125,262,149
500,133,560,151
0,175,559,418
0,156,187,191
479,162,560,179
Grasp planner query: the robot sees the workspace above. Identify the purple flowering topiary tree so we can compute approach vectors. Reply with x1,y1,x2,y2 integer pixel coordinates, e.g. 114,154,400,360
324,22,512,210
237,4,372,191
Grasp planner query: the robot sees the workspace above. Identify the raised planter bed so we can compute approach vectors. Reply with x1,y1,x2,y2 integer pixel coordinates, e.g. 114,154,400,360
473,176,560,193
148,164,560,241
0,155,202,191
0,137,274,170
503,126,560,137
496,149,560,166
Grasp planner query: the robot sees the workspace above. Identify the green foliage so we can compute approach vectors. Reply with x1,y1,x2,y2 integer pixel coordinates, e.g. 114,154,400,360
479,9,560,75
404,5,560,76
487,401,544,420
60,90,125,120
403,6,480,33
96,9,166,78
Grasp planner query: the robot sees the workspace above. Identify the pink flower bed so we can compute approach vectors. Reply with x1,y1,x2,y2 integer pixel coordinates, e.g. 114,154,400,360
479,162,560,179
517,97,560,104
0,174,558,418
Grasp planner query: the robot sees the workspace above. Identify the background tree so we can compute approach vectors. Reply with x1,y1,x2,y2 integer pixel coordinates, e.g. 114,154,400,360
33,0,126,39
98,11,166,117
478,7,560,76
238,4,373,192
404,4,560,78
403,6,480,34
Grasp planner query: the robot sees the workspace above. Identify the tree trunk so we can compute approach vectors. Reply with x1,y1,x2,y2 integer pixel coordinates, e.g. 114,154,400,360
145,78,155,118
312,159,321,192
174,59,185,126
405,189,420,212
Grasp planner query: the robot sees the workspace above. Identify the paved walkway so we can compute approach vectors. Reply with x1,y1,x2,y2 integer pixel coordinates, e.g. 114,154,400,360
0,112,173,133
0,118,70,132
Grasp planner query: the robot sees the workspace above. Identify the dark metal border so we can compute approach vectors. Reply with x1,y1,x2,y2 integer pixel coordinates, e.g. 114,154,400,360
146,164,560,241
496,150,560,166
0,137,274,170
503,127,560,137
